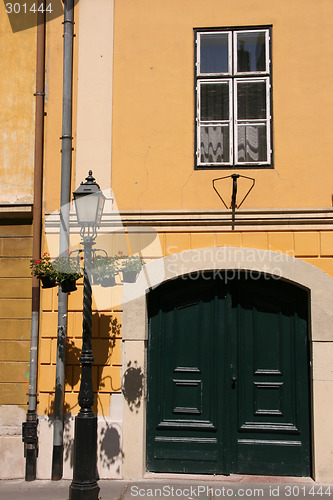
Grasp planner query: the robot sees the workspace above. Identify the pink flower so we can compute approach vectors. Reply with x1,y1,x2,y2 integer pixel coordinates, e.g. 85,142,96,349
118,251,123,255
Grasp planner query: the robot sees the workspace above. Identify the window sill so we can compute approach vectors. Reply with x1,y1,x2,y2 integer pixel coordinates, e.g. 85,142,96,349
195,164,274,170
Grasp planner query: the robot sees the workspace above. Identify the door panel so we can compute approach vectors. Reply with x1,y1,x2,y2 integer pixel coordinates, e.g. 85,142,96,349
147,274,311,476
147,277,222,473
231,278,310,475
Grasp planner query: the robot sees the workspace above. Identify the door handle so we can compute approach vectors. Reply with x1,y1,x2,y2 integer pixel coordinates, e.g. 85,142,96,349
232,376,237,387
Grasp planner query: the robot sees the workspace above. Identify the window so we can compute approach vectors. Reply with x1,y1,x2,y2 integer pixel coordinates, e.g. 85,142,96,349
195,27,272,168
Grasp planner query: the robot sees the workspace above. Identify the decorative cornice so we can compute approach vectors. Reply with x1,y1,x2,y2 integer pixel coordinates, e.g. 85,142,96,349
45,207,333,232
0,204,33,219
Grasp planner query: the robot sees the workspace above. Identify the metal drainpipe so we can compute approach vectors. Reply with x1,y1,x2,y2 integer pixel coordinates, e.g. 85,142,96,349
51,0,75,480
22,1,46,481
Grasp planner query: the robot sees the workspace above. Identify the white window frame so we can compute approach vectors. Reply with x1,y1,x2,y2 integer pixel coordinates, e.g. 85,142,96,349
197,79,233,166
197,31,232,76
196,27,272,168
233,29,270,76
234,77,271,165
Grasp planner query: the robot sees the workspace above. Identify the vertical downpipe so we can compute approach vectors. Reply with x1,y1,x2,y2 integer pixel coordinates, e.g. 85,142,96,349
24,1,46,481
51,0,75,480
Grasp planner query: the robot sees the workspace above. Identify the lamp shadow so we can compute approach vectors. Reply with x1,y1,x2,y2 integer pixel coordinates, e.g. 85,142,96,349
46,312,122,471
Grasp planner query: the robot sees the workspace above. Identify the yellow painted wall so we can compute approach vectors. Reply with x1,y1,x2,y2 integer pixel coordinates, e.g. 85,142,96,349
112,0,333,210
39,283,122,417
37,0,333,417
38,227,333,416
0,4,36,204
0,223,33,408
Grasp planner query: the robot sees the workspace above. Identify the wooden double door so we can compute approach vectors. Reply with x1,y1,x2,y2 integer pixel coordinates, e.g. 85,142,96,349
147,273,311,476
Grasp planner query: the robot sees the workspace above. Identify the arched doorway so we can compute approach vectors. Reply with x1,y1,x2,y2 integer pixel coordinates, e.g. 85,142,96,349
146,272,311,476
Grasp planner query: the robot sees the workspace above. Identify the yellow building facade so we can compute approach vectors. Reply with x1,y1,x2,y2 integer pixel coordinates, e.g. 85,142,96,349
2,0,333,482
0,3,35,479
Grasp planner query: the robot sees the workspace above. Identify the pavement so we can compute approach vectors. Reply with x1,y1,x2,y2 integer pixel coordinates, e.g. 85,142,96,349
0,475,329,500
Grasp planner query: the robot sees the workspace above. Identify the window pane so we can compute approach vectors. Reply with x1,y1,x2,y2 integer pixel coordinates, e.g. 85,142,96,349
237,81,266,120
200,125,230,164
200,33,229,73
200,83,229,121
236,31,266,73
237,124,267,163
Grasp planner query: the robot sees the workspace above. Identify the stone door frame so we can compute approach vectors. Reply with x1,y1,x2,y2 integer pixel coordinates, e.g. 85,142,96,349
121,247,333,482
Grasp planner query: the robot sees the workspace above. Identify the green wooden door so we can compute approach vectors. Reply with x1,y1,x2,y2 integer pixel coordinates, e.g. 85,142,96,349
146,273,311,476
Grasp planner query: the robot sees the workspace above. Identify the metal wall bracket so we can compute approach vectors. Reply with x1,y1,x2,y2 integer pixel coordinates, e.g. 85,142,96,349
22,420,39,446
213,174,255,210
212,174,256,230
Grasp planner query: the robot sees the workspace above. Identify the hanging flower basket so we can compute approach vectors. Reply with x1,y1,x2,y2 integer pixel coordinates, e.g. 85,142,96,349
122,270,138,283
91,256,118,287
53,255,83,293
116,252,143,280
60,277,77,293
30,253,58,286
40,275,57,289
101,276,117,288
30,253,82,292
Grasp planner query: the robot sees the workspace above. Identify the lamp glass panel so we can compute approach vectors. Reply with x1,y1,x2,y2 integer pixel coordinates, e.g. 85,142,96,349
74,192,100,225
96,193,105,226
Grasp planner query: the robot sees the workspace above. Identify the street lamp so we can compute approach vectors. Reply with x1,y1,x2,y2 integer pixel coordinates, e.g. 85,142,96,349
69,171,105,500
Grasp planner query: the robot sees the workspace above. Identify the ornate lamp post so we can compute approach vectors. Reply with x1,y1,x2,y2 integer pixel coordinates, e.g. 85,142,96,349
69,171,105,500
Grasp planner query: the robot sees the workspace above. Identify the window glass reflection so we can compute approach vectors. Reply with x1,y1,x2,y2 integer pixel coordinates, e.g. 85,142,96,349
237,32,266,73
200,33,229,74
200,83,229,121
200,125,230,163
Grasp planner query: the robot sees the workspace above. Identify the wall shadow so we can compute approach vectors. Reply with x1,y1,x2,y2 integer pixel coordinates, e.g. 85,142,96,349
99,421,124,475
44,312,122,469
122,360,144,413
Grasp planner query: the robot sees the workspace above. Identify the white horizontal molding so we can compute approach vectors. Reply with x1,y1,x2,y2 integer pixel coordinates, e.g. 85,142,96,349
44,208,333,233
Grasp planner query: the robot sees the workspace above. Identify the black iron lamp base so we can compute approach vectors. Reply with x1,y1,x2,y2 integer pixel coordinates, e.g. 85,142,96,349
69,411,100,500
69,481,100,500
69,228,101,500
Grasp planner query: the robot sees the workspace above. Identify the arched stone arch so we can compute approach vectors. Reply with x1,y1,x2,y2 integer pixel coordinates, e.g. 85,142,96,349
121,247,333,481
